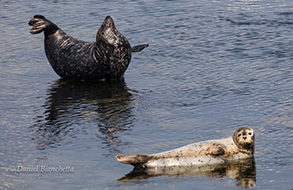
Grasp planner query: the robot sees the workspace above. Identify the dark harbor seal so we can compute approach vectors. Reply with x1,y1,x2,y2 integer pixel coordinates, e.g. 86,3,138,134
116,127,255,168
28,15,148,80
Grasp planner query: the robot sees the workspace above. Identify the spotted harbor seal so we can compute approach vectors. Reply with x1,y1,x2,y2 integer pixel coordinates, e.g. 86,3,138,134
28,15,148,80
116,127,255,168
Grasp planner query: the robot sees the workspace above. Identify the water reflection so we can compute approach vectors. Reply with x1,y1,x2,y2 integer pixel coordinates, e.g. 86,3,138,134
119,158,256,188
31,79,134,152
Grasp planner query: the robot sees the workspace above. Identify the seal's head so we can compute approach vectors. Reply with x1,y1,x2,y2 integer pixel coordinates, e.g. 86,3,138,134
233,127,255,154
28,15,58,35
96,16,130,47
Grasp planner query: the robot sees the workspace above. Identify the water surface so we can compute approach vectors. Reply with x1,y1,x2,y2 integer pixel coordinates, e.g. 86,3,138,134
0,0,292,189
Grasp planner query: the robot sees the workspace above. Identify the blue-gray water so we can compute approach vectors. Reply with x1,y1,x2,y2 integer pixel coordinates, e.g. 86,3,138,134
1,0,292,189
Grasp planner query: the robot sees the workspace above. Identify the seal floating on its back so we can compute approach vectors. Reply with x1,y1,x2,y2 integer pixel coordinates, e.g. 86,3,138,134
116,127,255,168
28,15,148,80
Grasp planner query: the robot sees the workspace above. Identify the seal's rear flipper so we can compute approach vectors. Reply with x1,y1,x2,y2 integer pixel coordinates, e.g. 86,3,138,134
116,154,152,167
28,15,59,35
131,44,149,52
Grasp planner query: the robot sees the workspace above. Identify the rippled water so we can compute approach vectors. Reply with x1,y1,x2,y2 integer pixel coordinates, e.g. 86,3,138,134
0,0,292,189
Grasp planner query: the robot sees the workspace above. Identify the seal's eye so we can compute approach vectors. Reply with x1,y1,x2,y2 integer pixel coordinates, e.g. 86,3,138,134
248,132,252,135
237,134,241,137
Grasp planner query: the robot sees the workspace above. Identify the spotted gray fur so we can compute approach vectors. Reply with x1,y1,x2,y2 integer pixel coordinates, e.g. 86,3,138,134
116,127,255,168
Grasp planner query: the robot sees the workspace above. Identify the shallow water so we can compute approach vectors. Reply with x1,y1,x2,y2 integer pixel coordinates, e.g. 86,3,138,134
0,0,292,189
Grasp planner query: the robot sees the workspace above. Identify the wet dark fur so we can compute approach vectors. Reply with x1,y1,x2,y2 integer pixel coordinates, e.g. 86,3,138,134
28,15,148,80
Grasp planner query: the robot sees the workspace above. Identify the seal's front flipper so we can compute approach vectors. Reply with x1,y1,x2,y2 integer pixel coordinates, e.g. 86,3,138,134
116,154,152,167
131,44,149,52
205,144,226,156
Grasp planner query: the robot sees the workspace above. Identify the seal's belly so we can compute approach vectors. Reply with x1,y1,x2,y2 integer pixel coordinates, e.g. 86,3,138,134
144,153,252,168
45,37,101,79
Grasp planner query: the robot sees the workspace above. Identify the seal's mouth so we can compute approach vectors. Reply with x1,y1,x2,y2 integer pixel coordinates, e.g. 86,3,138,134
98,16,116,36
96,15,126,46
239,140,252,145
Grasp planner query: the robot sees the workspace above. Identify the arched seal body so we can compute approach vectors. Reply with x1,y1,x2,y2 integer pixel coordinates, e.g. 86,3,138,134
116,127,255,168
28,15,148,80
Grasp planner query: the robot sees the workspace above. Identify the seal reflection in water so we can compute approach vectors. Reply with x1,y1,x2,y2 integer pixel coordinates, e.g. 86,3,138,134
119,158,256,188
116,127,255,168
32,79,133,151
28,15,148,80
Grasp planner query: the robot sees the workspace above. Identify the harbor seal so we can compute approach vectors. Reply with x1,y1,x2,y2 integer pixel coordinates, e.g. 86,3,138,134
28,15,148,80
116,127,255,168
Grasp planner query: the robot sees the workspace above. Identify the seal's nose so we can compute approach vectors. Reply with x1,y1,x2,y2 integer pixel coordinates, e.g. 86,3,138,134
243,136,247,140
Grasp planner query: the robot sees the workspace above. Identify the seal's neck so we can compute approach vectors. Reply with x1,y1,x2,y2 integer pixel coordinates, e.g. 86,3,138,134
238,143,254,155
